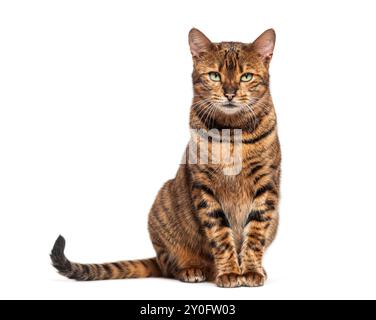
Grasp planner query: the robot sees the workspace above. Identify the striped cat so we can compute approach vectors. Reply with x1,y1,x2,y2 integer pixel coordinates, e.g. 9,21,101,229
51,28,281,288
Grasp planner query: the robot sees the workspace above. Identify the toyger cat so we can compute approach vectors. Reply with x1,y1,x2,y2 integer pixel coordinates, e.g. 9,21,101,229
51,28,281,288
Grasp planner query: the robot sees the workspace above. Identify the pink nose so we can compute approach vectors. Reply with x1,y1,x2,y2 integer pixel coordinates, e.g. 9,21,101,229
225,93,235,101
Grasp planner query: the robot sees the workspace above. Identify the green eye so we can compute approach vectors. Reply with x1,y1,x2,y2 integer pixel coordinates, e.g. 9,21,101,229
240,73,253,82
209,72,221,82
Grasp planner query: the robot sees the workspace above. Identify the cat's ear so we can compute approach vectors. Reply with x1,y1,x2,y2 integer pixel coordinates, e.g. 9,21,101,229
252,29,276,66
189,28,212,57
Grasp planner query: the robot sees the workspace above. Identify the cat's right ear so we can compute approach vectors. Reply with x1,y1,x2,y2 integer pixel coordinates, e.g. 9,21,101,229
252,29,276,66
189,28,212,57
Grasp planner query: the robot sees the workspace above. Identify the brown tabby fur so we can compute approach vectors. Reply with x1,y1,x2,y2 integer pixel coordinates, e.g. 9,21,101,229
51,28,281,288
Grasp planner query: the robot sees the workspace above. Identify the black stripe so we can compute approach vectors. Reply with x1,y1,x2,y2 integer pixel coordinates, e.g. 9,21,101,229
243,125,275,144
94,264,103,278
266,199,276,210
113,262,125,274
218,232,230,242
248,234,260,240
129,261,136,267
254,173,268,183
192,183,215,198
140,260,148,268
82,264,90,275
249,165,263,176
254,182,275,198
216,243,232,255
203,222,215,229
197,200,208,209
245,210,272,226
82,264,92,280
209,240,217,248
243,160,260,171
200,167,215,179
103,264,113,279
207,210,231,228
249,245,262,252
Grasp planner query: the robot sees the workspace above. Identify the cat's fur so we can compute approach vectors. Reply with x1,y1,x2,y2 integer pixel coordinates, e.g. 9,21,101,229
51,28,281,288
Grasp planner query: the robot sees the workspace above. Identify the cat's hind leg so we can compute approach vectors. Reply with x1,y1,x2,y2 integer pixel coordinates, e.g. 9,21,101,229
152,244,209,283
168,247,212,284
175,268,206,283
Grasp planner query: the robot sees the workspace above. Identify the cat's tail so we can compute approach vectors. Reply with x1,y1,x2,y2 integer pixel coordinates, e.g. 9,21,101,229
50,235,162,281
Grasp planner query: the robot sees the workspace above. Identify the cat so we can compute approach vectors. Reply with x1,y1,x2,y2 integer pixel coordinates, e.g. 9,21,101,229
51,28,281,288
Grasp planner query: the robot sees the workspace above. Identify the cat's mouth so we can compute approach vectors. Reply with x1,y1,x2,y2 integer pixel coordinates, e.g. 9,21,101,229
222,102,236,108
219,102,242,114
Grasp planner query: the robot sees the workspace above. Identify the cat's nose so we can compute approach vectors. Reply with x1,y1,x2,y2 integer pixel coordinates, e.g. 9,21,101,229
225,93,236,101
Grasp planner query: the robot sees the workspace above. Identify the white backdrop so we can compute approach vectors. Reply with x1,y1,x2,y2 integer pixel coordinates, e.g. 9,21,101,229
1,0,376,300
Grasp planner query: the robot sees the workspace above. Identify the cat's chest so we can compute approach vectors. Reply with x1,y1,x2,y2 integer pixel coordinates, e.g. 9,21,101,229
215,175,254,248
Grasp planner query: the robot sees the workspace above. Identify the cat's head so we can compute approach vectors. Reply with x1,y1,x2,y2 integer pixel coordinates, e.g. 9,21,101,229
189,28,275,128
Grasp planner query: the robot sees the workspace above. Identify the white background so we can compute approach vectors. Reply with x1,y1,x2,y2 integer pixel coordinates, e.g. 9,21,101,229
1,0,376,300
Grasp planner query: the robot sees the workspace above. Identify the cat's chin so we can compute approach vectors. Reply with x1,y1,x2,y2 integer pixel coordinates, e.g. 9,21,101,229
219,106,242,116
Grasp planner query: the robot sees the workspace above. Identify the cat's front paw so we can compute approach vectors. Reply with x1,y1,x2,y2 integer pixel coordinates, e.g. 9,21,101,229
242,270,266,287
216,273,243,288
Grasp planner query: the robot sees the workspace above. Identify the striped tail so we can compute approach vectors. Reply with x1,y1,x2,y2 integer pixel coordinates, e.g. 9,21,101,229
50,235,162,281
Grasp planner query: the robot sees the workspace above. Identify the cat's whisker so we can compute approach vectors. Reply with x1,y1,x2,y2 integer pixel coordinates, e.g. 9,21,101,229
212,104,219,129
208,103,218,128
243,103,258,131
197,102,214,125
194,100,212,122
192,99,211,110
203,103,216,127
192,98,211,106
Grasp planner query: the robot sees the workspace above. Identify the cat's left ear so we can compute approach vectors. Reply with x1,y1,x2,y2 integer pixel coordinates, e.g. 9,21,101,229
189,28,212,57
252,29,276,66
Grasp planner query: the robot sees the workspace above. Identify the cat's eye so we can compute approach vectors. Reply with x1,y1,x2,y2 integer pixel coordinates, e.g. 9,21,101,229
240,73,253,82
209,72,221,82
